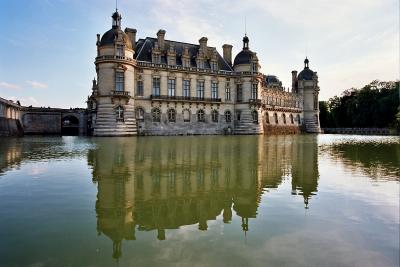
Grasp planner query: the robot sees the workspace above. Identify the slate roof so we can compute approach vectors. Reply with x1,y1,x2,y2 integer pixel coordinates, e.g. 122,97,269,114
233,49,254,65
298,67,314,80
135,37,233,72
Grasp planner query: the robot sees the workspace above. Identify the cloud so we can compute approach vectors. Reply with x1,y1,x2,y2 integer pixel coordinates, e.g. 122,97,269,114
0,82,21,90
26,80,48,89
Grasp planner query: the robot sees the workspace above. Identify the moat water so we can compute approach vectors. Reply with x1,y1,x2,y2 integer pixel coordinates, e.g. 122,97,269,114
0,135,399,267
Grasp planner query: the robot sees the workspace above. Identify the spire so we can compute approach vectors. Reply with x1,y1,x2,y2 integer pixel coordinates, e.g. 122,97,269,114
304,57,309,68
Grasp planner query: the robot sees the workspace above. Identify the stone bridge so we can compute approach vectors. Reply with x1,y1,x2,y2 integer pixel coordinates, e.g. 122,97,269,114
21,107,88,135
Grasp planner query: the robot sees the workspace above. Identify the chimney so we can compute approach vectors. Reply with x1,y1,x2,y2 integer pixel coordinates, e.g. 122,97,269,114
291,70,298,92
222,44,232,65
157,29,166,50
199,37,208,50
125,28,137,50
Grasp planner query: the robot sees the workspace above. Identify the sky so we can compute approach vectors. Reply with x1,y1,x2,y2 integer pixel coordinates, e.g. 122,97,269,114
0,0,398,108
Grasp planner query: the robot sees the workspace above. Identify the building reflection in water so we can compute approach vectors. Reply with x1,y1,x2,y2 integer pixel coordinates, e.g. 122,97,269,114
88,135,319,259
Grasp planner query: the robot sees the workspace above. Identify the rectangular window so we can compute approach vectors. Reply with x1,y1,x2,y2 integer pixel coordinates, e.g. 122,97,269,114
116,45,124,57
251,84,258,99
197,80,204,99
225,85,231,101
152,77,160,96
236,84,242,102
211,81,218,99
168,79,175,97
115,71,124,91
136,80,143,96
252,62,257,72
183,80,190,98
211,62,217,72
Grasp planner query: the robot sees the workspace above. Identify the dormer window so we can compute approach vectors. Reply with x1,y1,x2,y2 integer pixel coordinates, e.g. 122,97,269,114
116,45,124,57
211,61,217,72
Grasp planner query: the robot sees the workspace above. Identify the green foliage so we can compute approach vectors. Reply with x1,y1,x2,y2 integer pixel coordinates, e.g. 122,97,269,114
322,81,399,128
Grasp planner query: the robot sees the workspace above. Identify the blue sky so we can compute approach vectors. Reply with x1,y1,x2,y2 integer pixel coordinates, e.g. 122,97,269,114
0,0,398,108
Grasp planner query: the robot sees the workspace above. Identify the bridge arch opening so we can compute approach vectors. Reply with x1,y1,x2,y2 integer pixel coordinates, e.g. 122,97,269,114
61,115,79,136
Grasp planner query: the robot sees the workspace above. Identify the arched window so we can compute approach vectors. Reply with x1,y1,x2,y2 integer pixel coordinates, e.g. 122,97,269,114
152,108,161,122
197,109,205,122
135,107,144,121
314,114,318,124
265,112,270,124
211,110,219,122
225,111,231,123
168,109,176,122
274,113,278,124
297,114,301,124
115,106,124,121
290,114,294,124
252,110,258,123
282,113,286,124
183,109,190,122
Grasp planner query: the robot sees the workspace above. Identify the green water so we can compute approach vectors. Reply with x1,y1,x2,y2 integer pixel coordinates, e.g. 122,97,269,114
0,135,399,267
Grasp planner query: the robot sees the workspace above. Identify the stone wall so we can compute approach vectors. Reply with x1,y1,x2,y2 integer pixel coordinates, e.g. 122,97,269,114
0,118,24,137
21,112,62,134
263,125,301,135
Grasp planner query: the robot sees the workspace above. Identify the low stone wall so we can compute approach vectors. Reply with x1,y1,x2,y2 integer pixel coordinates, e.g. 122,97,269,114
0,117,24,136
263,125,301,135
21,112,62,135
323,128,398,135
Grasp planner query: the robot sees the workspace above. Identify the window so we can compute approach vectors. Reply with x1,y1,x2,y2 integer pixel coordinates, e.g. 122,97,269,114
116,44,124,57
183,109,190,122
115,106,124,121
211,110,218,122
265,112,270,124
135,107,144,121
211,81,218,99
152,77,160,96
251,84,258,99
224,111,232,122
236,111,241,121
290,114,294,124
236,84,242,102
211,61,217,72
252,110,258,123
197,109,205,122
225,85,231,101
152,108,161,122
115,71,124,91
183,80,190,98
297,115,301,124
314,95,318,110
274,113,278,124
252,62,257,72
282,113,286,124
136,80,143,96
168,109,176,122
168,79,175,97
197,81,204,99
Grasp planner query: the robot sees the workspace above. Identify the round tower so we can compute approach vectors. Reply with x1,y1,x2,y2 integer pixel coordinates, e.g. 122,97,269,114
297,58,321,133
91,10,137,136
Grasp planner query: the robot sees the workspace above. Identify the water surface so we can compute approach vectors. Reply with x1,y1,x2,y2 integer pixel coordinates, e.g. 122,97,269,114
0,135,399,267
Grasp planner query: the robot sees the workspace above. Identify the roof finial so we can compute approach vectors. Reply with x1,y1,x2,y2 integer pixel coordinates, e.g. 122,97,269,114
116,0,118,11
245,16,247,37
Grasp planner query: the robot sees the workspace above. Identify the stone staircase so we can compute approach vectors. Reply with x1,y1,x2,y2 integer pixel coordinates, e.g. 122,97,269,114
304,119,320,133
93,103,137,136
233,110,261,135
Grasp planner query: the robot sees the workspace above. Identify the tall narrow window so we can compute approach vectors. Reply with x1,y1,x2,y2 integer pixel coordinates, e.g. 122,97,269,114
197,81,204,99
183,80,190,98
314,95,318,110
211,62,217,72
252,110,258,123
135,107,144,121
197,109,205,122
274,113,278,124
168,109,176,122
115,106,124,121
290,114,294,124
265,112,270,124
252,62,257,72
152,77,160,96
211,81,218,99
236,84,242,102
225,85,231,101
116,44,124,57
183,109,190,122
224,111,231,122
152,108,161,122
168,79,175,97
136,80,143,96
115,71,124,91
282,113,286,124
211,110,218,122
251,84,258,99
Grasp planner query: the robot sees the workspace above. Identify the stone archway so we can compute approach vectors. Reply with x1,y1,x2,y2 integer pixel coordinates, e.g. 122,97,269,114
61,115,80,136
